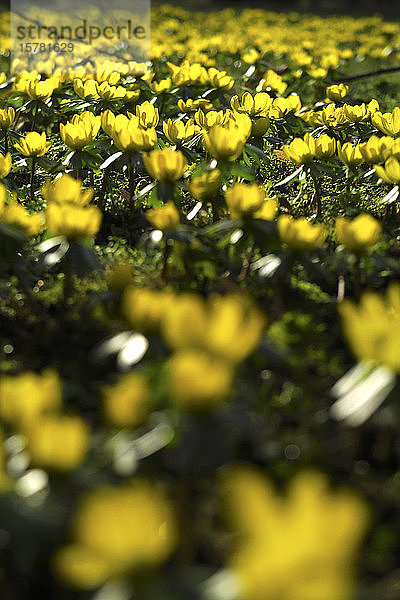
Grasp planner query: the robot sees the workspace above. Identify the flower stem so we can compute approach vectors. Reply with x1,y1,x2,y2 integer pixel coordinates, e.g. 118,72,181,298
31,102,38,132
30,157,36,204
310,171,321,217
129,162,135,200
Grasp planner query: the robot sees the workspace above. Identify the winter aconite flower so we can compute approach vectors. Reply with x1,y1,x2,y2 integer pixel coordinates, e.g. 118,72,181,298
225,183,278,220
162,293,265,364
53,480,177,588
203,116,251,161
278,215,327,252
372,106,400,137
14,131,51,157
46,204,102,239
60,112,101,150
0,152,11,179
146,201,180,231
122,287,176,332
26,415,89,471
283,133,316,164
339,282,400,372
336,214,381,254
135,101,160,129
42,174,94,206
374,156,400,184
221,467,369,600
103,372,150,429
162,118,199,145
358,136,393,165
186,169,222,201
0,107,15,130
337,141,363,167
326,83,348,102
142,148,187,182
168,349,234,411
314,134,336,159
0,368,62,428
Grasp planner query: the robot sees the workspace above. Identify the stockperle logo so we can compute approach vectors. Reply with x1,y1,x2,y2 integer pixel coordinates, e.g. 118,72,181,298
10,0,150,75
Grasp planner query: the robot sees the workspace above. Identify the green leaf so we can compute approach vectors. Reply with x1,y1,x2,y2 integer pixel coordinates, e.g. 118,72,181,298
229,162,255,180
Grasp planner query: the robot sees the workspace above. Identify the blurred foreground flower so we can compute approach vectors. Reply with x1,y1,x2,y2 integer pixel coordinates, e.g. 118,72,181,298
0,368,62,428
336,214,381,254
225,183,277,220
339,282,400,371
53,480,177,588
168,349,234,411
220,467,369,600
278,215,327,252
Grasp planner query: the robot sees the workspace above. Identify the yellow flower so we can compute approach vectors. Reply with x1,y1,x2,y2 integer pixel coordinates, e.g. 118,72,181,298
221,467,369,600
26,415,89,471
278,215,327,252
59,123,91,151
268,95,301,119
42,174,94,206
146,201,180,231
162,118,198,145
230,92,272,117
186,169,222,201
337,141,363,167
46,204,102,239
73,79,100,100
122,287,176,332
339,283,400,371
203,118,250,162
177,98,213,113
372,107,400,137
96,82,126,101
27,79,54,101
151,78,172,93
257,69,287,94
225,183,277,220
53,480,177,588
358,136,393,165
135,101,159,129
168,350,234,411
142,148,187,182
283,133,316,164
343,103,367,123
14,131,51,157
60,111,101,151
103,372,150,428
0,368,62,428
326,83,348,102
0,196,43,236
162,293,265,364
314,134,336,159
101,109,117,136
374,156,400,184
206,67,234,90
0,107,15,130
195,109,228,131
112,122,157,153
336,214,381,253
242,48,260,64
0,152,11,178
